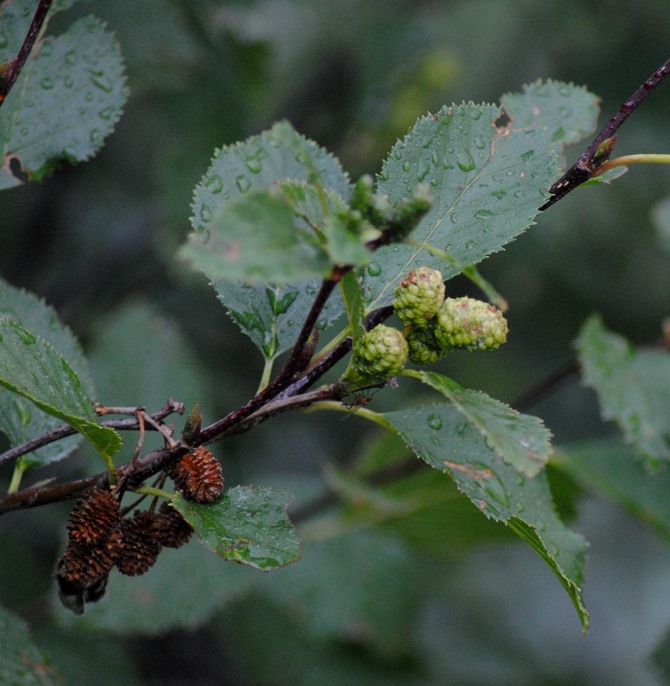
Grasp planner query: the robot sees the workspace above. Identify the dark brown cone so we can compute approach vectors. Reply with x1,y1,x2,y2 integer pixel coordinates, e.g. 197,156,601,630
167,446,223,503
116,511,163,576
67,488,120,546
57,529,122,588
155,501,194,548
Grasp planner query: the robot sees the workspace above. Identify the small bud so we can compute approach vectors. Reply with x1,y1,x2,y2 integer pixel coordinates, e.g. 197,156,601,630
393,266,445,327
182,404,202,443
434,297,508,351
344,324,408,384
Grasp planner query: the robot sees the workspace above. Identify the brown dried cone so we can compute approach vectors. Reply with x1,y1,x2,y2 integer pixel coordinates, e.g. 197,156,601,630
116,511,163,576
155,501,194,549
67,487,120,546
167,446,223,503
58,530,121,588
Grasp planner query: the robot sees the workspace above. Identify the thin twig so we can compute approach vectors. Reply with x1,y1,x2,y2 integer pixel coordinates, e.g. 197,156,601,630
0,400,183,468
0,0,54,107
540,56,670,210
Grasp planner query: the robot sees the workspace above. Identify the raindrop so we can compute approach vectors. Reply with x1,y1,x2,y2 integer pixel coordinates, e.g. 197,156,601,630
200,205,212,222
64,76,74,89
416,162,430,182
245,157,262,174
427,414,443,430
89,70,113,93
98,105,115,120
205,174,224,194
89,128,101,143
456,151,475,172
402,161,412,172
473,134,486,150
465,239,476,250
366,262,382,277
19,330,36,345
474,209,494,220
235,175,251,192
521,150,534,162
65,50,77,65
40,76,55,90
85,91,94,102
20,127,29,137
491,189,506,200
0,32,8,49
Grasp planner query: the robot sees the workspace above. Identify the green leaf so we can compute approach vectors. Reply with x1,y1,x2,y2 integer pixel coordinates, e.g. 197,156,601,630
0,605,60,685
188,121,350,359
212,279,343,362
364,82,597,310
575,315,670,466
555,439,670,542
384,402,589,630
409,370,551,477
180,189,332,283
278,180,374,267
0,11,127,189
172,486,301,570
54,538,253,633
339,270,366,343
500,79,599,157
0,278,94,466
0,320,121,459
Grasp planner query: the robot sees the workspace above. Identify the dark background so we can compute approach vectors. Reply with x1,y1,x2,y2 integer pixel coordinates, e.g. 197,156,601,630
2,1,670,684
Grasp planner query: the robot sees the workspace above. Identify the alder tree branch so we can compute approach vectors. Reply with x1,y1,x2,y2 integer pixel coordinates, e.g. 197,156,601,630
0,0,53,107
540,55,670,210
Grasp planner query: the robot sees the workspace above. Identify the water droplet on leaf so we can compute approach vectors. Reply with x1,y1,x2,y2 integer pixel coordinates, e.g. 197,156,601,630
90,70,113,93
456,151,475,172
427,414,443,430
366,263,382,277
236,175,251,192
205,174,223,194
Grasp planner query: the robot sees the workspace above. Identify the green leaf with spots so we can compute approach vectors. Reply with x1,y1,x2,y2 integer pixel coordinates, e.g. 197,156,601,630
0,278,94,466
408,370,552,477
364,82,597,310
188,121,350,360
575,315,670,467
0,605,60,685
212,280,343,362
0,5,127,189
383,402,588,630
172,486,301,570
0,320,121,460
500,79,599,158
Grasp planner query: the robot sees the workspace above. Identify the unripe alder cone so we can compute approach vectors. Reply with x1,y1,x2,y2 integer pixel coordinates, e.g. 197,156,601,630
405,322,447,365
167,446,224,503
351,324,408,381
434,297,508,351
393,266,445,328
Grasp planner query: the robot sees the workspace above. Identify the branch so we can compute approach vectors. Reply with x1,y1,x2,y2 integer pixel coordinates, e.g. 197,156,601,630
0,399,184,468
0,0,53,107
540,56,670,210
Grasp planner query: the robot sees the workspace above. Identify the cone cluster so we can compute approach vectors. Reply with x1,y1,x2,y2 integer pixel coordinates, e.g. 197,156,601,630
394,267,508,365
55,448,218,614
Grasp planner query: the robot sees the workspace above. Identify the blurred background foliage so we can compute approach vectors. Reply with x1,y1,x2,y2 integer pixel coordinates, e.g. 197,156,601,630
2,0,670,683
